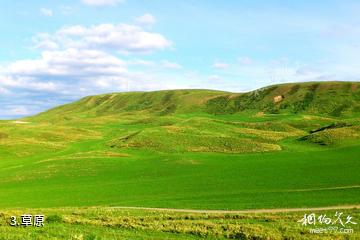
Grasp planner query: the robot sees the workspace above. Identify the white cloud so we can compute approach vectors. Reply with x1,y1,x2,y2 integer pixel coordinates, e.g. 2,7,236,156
135,13,156,27
35,23,172,54
0,21,176,113
60,6,73,15
212,61,229,69
128,59,156,67
238,57,253,65
40,8,53,17
0,50,190,103
0,87,10,94
11,106,30,115
81,0,123,6
161,60,182,69
128,59,182,70
0,48,128,94
0,74,60,92
322,24,360,38
208,75,222,81
0,106,31,117
33,33,59,50
20,49,124,75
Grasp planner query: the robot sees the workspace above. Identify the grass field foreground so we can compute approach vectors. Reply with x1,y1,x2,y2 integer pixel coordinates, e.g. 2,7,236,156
0,206,359,239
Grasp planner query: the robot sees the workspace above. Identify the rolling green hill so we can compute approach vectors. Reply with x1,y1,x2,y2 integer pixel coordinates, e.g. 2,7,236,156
31,81,360,121
31,89,226,121
0,81,359,212
205,81,360,116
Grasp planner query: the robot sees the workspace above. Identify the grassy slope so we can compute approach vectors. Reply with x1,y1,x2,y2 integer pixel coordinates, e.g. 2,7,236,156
31,81,360,120
0,81,359,210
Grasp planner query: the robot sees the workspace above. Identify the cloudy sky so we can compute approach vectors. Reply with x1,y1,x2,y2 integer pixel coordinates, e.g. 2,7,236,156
1,0,360,119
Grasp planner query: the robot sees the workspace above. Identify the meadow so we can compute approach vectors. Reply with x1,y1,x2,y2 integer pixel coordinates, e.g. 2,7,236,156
0,206,359,239
0,81,359,238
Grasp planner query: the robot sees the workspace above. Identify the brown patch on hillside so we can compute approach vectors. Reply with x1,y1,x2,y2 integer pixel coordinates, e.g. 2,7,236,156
273,95,284,103
351,84,358,91
255,112,265,117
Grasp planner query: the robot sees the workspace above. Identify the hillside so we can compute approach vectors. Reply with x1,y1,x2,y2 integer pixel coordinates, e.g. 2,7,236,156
31,81,360,122
7,81,360,156
31,89,227,121
205,81,360,116
12,81,360,157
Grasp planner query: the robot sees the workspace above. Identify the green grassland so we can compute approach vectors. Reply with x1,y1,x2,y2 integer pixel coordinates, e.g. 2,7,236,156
0,81,359,238
0,207,359,239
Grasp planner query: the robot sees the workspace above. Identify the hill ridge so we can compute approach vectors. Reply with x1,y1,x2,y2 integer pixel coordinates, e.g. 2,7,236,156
30,81,360,121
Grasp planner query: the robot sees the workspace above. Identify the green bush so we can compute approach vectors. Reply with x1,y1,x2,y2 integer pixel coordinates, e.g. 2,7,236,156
205,96,235,114
330,103,350,117
46,214,63,223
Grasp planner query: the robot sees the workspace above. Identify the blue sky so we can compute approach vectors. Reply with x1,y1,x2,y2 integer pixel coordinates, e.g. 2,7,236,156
1,0,360,119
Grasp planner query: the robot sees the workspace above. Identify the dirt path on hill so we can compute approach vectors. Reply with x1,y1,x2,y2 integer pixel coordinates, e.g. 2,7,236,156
112,204,360,214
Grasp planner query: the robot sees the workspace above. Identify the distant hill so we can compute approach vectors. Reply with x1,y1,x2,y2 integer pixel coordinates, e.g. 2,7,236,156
31,81,360,121
31,89,226,121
